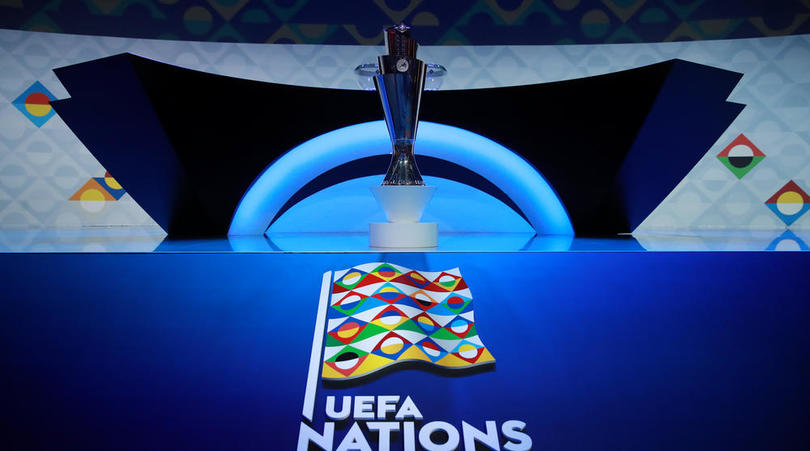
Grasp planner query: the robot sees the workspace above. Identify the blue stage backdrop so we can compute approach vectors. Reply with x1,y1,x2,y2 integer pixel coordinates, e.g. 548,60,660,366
1,252,809,450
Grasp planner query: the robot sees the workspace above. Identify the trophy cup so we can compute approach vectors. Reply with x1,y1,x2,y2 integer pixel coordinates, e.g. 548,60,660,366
368,24,438,248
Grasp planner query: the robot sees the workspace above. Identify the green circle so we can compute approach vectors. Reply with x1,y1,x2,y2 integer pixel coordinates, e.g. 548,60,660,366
581,9,611,38
184,6,213,36
613,0,638,8
553,0,580,11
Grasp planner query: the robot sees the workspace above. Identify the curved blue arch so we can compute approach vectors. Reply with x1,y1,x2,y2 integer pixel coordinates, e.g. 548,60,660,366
228,121,573,236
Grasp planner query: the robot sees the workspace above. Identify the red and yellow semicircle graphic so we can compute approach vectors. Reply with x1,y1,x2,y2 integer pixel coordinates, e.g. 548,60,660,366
765,180,810,226
24,92,52,117
12,81,57,128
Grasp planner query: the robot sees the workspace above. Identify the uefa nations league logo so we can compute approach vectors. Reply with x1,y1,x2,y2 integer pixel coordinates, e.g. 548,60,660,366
298,263,532,451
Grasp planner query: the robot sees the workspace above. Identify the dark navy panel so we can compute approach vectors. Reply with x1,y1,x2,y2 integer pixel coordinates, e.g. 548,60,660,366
422,59,744,235
50,55,195,235
53,55,742,236
52,53,381,236
606,59,745,232
1,252,809,450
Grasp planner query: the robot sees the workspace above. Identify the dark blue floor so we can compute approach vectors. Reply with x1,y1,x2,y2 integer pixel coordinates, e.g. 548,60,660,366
1,252,809,450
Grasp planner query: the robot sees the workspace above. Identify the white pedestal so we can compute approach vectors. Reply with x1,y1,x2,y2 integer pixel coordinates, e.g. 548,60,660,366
369,222,437,248
369,185,437,248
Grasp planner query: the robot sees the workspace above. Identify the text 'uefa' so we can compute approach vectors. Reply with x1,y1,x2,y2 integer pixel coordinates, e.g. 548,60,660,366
298,395,531,451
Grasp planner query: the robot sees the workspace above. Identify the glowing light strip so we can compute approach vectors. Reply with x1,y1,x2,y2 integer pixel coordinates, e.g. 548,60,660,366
229,121,573,236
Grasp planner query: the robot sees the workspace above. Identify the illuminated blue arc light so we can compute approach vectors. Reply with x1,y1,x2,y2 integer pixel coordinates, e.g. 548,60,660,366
228,121,573,236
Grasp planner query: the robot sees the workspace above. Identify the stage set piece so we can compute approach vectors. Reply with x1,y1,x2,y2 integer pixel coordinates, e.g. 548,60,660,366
50,27,743,244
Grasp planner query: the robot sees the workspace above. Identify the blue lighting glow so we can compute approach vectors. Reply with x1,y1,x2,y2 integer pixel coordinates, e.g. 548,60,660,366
267,175,536,233
229,121,573,236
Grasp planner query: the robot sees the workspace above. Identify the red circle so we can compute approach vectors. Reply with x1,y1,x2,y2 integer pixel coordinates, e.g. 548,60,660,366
25,92,50,105
447,296,464,306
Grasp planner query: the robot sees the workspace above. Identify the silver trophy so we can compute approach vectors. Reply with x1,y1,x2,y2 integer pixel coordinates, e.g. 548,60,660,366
362,24,443,247
374,23,427,185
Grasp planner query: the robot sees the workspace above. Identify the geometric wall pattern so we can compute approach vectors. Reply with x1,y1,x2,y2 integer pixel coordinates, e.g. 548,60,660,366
0,28,809,232
1,0,808,46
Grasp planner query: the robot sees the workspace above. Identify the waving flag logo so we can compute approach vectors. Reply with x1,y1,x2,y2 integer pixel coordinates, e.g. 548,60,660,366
322,262,495,380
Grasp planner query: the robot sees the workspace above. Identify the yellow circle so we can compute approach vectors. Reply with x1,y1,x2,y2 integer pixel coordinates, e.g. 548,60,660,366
380,337,403,355
777,191,804,215
104,177,122,190
337,324,359,339
25,103,51,117
342,271,361,285
777,191,803,204
458,344,478,358
79,189,105,201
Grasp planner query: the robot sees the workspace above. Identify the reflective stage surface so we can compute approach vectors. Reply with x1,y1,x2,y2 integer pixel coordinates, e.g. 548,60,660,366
0,228,808,253
2,250,809,450
2,229,809,450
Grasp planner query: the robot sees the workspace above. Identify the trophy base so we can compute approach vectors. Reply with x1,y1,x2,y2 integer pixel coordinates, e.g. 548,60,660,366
369,185,437,248
369,222,437,248
370,185,436,222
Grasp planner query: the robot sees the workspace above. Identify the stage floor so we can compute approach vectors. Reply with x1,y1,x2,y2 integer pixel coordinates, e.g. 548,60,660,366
1,229,809,450
0,228,808,253
2,249,809,450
